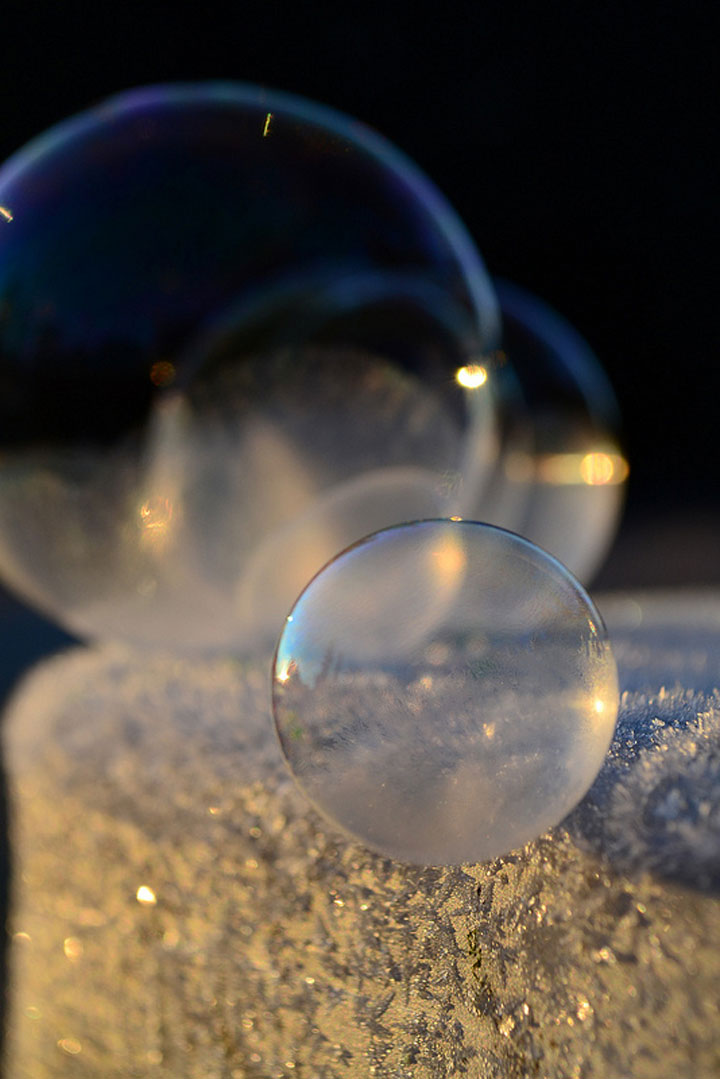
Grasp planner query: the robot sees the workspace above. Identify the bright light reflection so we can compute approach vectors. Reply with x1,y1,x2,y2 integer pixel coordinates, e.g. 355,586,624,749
63,937,83,960
455,364,488,389
138,496,174,550
537,451,629,486
0,206,13,222
580,451,627,486
276,658,296,684
136,885,157,906
57,1038,82,1055
594,699,605,714
430,536,466,582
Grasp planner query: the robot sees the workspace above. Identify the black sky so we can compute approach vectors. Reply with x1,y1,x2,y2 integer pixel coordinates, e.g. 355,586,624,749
0,0,716,518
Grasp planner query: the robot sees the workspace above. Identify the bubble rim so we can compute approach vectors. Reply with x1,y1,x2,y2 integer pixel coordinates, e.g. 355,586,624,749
494,277,621,430
271,516,619,866
0,81,500,350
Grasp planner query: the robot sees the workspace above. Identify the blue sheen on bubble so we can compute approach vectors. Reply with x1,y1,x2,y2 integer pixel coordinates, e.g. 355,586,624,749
0,83,497,446
273,520,619,866
0,84,500,650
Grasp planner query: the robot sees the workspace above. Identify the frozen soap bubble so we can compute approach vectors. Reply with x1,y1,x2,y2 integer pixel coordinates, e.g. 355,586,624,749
0,83,499,652
273,520,619,865
483,281,628,583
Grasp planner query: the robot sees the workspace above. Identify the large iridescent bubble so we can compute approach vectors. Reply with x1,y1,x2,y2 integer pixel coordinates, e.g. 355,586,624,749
0,83,500,651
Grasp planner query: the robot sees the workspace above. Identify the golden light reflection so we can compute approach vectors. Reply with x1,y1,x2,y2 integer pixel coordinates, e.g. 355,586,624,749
149,360,176,387
263,112,273,136
138,497,174,549
536,451,629,487
63,937,83,961
430,534,467,583
136,885,157,906
455,364,488,389
593,699,605,714
580,451,628,486
58,1038,82,1055
0,206,13,222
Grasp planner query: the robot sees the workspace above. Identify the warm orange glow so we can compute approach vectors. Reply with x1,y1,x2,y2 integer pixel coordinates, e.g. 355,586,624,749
0,206,13,222
57,1039,82,1056
149,360,176,387
580,451,628,486
138,497,174,548
431,537,466,580
63,937,83,961
537,451,629,486
136,885,157,906
455,364,488,389
263,112,273,136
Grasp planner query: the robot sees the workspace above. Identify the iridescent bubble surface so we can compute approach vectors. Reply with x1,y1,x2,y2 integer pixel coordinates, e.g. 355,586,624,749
273,520,619,865
0,83,499,651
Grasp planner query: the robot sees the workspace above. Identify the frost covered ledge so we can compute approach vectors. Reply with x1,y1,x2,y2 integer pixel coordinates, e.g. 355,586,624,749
4,591,720,1078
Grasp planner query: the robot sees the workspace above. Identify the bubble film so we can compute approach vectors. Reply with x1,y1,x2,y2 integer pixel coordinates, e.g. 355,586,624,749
0,83,499,651
273,520,619,865
484,281,628,583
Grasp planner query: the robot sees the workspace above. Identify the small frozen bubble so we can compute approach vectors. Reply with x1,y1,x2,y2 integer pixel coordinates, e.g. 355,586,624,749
272,520,619,865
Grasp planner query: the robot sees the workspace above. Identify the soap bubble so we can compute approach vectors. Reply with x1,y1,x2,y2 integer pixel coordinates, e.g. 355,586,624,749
482,281,628,583
0,83,499,651
273,519,619,865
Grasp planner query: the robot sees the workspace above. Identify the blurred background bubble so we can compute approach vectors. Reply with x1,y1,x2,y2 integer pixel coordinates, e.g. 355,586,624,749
0,0,714,599
481,279,627,584
0,83,505,652
0,81,632,654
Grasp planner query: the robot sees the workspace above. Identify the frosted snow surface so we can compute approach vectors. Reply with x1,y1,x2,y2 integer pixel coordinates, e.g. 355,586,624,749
3,590,720,1077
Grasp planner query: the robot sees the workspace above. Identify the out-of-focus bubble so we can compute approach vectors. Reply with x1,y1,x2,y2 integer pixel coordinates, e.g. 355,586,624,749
0,83,500,651
479,281,628,583
273,519,619,865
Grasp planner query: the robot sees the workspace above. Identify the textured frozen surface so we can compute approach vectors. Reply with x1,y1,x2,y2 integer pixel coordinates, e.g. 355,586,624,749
4,591,720,1077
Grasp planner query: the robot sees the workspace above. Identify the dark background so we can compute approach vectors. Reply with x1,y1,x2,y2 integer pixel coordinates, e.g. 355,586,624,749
0,0,716,1055
0,0,716,586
